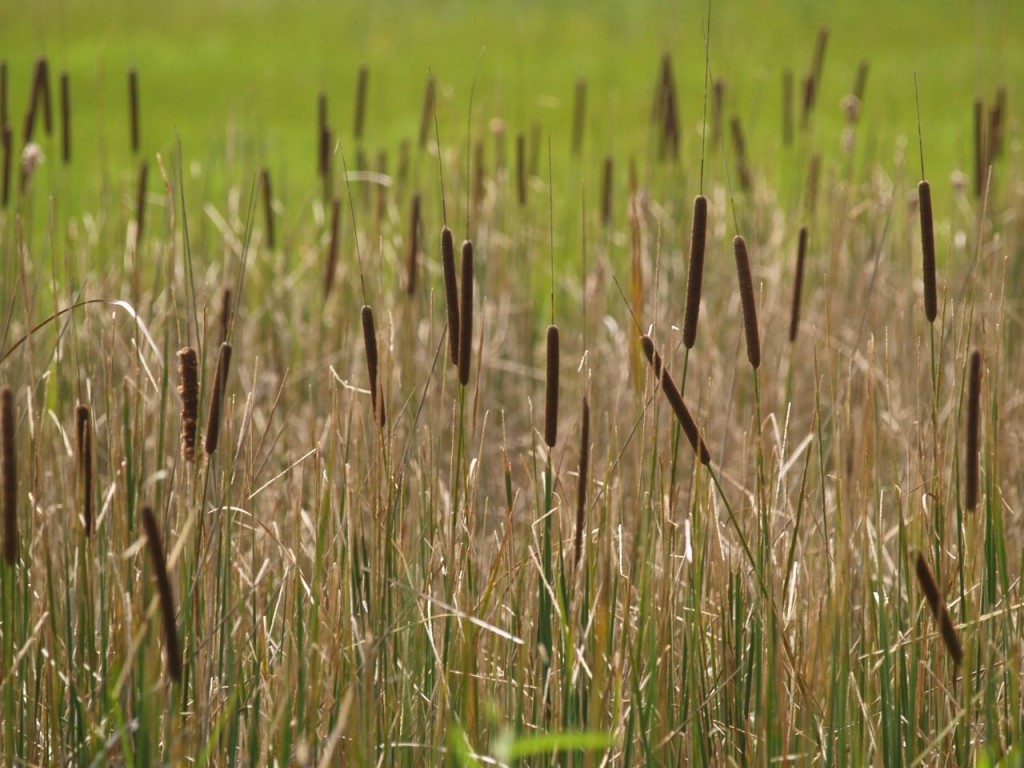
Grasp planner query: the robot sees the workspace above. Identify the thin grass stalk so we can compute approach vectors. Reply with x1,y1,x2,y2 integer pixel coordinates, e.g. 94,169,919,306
204,342,232,456
789,225,808,342
965,350,981,510
458,241,474,387
178,347,199,463
76,403,93,536
545,325,560,449
441,225,460,365
640,336,710,465
682,195,708,349
128,68,140,154
733,235,761,368
919,181,937,323
141,506,182,682
60,71,70,165
1,386,16,566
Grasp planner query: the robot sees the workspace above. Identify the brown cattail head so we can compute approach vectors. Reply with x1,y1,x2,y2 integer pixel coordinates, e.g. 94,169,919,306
640,336,711,465
730,117,752,192
135,160,148,247
261,167,275,249
544,325,560,448
128,68,140,154
918,180,937,323
2,386,16,566
141,506,182,682
571,78,587,157
1,124,11,208
60,71,70,165
441,225,461,365
915,553,963,666
682,195,708,349
219,287,232,345
810,25,830,87
33,57,53,136
177,347,199,463
418,75,434,150
574,395,590,569
324,197,341,299
801,74,816,130
458,240,474,387
965,350,982,510
600,155,613,228
516,132,526,208
353,65,368,141
989,87,1006,162
76,403,93,536
406,193,421,296
789,226,808,343
733,235,761,369
853,59,870,106
204,342,232,456
361,305,386,428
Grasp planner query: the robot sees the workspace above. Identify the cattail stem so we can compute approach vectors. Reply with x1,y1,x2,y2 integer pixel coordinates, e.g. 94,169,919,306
2,386,16,566
441,225,460,365
128,68,140,154
574,396,590,569
141,506,182,682
915,553,963,666
789,226,808,342
261,167,275,249
682,195,708,348
178,347,199,463
544,325,560,448
76,403,93,536
324,198,341,299
641,336,711,465
733,235,761,369
458,241,474,387
204,342,232,456
406,193,421,295
965,350,981,510
60,71,70,165
361,305,385,428
919,180,937,323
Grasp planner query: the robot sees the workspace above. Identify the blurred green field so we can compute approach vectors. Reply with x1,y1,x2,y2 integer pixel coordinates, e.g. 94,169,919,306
2,0,1021,204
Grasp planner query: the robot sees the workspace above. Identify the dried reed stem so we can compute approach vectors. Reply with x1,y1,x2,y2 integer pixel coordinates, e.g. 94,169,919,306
789,226,808,343
76,403,93,536
141,506,182,682
915,553,963,666
965,350,981,510
682,194,708,349
458,241,474,387
441,225,461,365
544,325,560,449
918,181,937,323
204,342,232,456
2,386,16,566
733,235,761,369
178,347,199,463
640,336,711,465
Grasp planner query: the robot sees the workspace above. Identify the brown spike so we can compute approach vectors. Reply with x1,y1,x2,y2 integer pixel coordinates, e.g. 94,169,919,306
919,181,937,323
76,403,93,536
544,325,560,448
406,193,421,296
441,225,460,365
204,342,232,456
789,226,808,343
128,68,140,154
361,305,385,427
324,198,341,299
915,553,963,666
135,160,149,248
177,347,199,463
965,350,981,510
640,337,711,465
458,241,474,387
418,75,434,150
60,71,70,165
733,236,761,369
353,65,368,141
571,78,587,157
261,167,275,250
141,506,183,682
600,156,613,228
682,195,708,349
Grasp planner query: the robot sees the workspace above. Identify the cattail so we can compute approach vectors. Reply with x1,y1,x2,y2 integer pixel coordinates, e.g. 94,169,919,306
973,99,985,198
682,195,708,349
571,78,587,157
640,337,711,465
516,132,526,207
730,117,752,192
374,149,387,223
38,57,52,136
782,69,794,146
919,181,937,323
2,386,16,566
418,75,434,150
441,225,460,365
261,167,275,249
458,241,474,387
134,160,148,247
600,155,613,228
853,59,870,106
353,65,368,141
141,506,182,682
128,68,139,154
60,71,70,164
806,153,821,216
1,124,11,208
204,342,232,456
574,396,590,569
990,87,1006,161
219,287,232,345
24,73,39,146
473,141,485,212
406,193,421,295
810,26,829,88
915,553,963,666
317,91,329,176
789,226,808,343
177,347,199,463
0,60,7,128
544,325,560,448
529,122,542,178
733,235,761,369
361,305,385,427
76,403,93,536
324,198,341,299
801,74,816,130
965,350,981,510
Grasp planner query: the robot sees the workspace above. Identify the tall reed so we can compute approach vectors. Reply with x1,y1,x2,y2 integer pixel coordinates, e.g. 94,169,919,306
354,65,368,141
544,325,559,448
441,225,460,365
128,68,140,154
76,403,93,536
789,226,807,342
178,347,199,463
141,506,183,682
915,553,963,666
261,167,275,249
918,181,937,323
1,386,15,566
135,160,149,247
60,71,70,164
458,241,474,387
574,396,590,569
733,235,761,368
361,305,385,427
324,198,341,299
406,193,421,296
204,342,232,456
965,350,981,510
682,195,708,349
640,336,710,464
